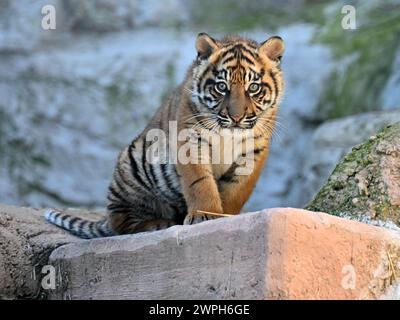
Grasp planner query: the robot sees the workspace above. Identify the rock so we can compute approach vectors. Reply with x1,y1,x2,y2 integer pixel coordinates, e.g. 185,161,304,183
63,0,189,32
62,0,137,32
0,0,61,53
1,205,399,299
0,0,190,52
132,0,190,28
300,110,400,207
0,205,101,299
306,122,400,226
0,30,195,207
48,208,400,300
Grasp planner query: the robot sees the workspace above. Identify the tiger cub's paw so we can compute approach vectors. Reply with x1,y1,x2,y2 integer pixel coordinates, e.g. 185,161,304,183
183,212,220,225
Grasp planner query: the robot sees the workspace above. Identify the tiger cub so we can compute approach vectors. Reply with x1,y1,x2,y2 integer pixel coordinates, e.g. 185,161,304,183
45,33,285,238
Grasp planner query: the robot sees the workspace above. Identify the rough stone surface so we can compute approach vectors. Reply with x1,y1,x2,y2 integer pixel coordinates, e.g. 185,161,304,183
48,208,400,300
0,0,61,53
63,0,189,32
0,205,103,299
306,122,400,226
301,110,400,206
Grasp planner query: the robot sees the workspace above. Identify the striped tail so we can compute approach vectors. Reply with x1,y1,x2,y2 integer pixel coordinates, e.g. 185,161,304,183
44,209,114,239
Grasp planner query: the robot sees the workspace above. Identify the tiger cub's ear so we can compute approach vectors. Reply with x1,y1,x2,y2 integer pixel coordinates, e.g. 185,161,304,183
196,33,219,60
258,36,285,64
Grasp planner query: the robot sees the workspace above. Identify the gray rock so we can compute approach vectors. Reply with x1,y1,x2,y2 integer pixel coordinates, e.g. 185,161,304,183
48,211,270,299
133,0,190,28
63,0,189,32
0,205,93,299
0,0,190,54
0,30,195,207
0,0,61,53
306,122,400,226
300,110,400,207
1,204,399,299
47,207,400,300
63,0,136,32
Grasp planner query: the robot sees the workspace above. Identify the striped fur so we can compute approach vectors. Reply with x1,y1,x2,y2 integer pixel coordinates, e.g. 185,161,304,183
44,33,285,238
44,209,113,239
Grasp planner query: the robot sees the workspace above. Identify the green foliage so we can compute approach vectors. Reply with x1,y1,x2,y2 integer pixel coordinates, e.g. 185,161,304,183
187,0,327,33
314,0,400,119
106,82,136,111
0,107,51,199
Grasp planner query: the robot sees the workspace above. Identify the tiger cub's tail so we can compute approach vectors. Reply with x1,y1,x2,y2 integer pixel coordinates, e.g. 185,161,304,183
44,209,114,239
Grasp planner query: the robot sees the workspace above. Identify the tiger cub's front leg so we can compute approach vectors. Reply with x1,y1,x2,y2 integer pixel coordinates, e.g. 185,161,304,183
177,162,223,225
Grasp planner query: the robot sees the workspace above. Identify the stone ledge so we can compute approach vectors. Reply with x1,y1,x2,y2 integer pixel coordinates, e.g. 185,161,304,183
0,204,103,299
48,208,400,300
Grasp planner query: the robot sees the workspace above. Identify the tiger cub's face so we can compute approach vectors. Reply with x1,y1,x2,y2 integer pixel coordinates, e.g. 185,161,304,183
191,33,284,130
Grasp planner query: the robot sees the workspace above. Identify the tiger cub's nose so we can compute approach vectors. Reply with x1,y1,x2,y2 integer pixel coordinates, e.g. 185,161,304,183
229,114,244,123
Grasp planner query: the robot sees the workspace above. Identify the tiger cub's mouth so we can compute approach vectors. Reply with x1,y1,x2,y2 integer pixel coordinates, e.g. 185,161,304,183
216,114,258,130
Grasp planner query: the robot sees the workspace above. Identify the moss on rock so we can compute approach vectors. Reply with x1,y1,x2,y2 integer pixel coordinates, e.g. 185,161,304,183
306,122,400,226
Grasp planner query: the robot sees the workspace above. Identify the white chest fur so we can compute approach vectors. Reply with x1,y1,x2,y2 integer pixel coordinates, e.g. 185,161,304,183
207,129,256,179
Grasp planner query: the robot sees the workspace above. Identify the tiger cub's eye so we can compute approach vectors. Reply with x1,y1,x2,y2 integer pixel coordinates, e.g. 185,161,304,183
215,82,228,94
248,83,261,93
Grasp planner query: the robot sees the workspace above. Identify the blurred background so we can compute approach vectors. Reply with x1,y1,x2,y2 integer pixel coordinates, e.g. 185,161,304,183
0,0,399,211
